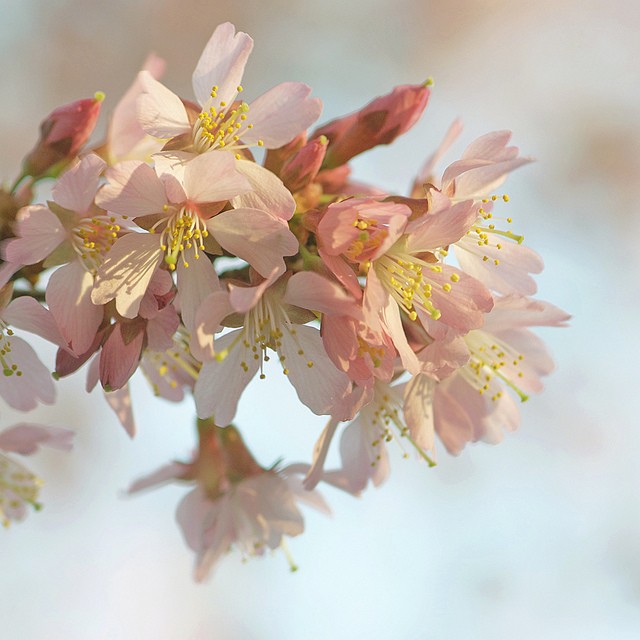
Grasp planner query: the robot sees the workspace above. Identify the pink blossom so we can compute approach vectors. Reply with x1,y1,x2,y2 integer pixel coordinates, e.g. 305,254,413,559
318,195,493,374
434,295,570,453
92,151,297,320
2,154,124,354
306,378,436,494
137,22,322,155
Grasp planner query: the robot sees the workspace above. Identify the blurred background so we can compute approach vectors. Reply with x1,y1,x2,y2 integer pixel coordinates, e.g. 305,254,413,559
1,0,639,638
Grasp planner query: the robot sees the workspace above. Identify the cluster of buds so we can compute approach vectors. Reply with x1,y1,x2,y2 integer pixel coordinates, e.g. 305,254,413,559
0,23,568,579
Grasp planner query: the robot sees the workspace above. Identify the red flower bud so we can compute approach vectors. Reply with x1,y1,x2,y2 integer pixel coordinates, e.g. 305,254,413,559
314,81,431,169
23,92,104,178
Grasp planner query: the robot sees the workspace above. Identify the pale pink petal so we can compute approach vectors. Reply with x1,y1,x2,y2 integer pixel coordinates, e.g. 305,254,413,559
176,487,216,553
128,461,190,494
86,353,100,392
414,118,463,188
46,261,103,354
483,295,570,332
278,324,351,418
480,392,520,444
242,83,322,148
406,196,476,252
403,374,436,453
417,266,494,335
4,296,68,348
282,469,331,514
231,161,296,221
208,208,298,278
433,381,475,455
339,417,390,492
450,157,532,199
284,271,361,318
0,424,73,455
192,290,234,361
455,240,543,296
227,271,279,314
104,385,136,438
100,323,145,391
319,249,362,300
2,205,65,265
146,305,180,352
109,53,167,162
52,154,106,213
416,334,469,380
175,257,220,335
183,152,251,203
91,233,164,319
461,130,517,161
137,71,190,139
191,22,253,107
96,161,168,217
194,330,259,424
0,336,55,411
0,262,21,288
302,417,340,490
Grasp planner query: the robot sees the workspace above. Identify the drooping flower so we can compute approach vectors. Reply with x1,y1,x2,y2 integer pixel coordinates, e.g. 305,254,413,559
193,271,353,426
129,421,328,580
0,423,74,527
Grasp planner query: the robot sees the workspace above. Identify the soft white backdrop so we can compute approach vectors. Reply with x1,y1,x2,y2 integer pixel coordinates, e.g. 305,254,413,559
1,1,639,638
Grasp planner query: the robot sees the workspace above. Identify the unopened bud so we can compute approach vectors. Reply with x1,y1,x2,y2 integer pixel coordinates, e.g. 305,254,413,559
281,135,328,191
23,92,104,179
314,83,431,169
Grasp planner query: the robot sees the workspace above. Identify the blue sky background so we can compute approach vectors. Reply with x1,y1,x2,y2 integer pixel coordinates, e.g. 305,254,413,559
1,1,639,638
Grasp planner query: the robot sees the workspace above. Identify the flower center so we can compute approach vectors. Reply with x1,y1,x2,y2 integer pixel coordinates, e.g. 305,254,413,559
216,294,314,379
193,85,263,155
72,215,121,273
346,216,388,262
461,330,528,402
154,205,209,271
374,248,457,322
458,200,523,266
361,383,435,467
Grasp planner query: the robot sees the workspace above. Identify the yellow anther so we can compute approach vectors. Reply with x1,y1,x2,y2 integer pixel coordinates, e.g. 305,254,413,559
503,194,510,202
442,283,452,292
450,273,460,282
494,259,500,265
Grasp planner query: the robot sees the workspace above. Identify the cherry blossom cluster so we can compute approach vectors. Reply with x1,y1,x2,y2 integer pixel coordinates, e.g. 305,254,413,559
0,23,568,579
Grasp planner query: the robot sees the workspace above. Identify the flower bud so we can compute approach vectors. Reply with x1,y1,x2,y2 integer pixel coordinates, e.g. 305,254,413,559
22,92,104,179
280,135,328,191
314,82,431,169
